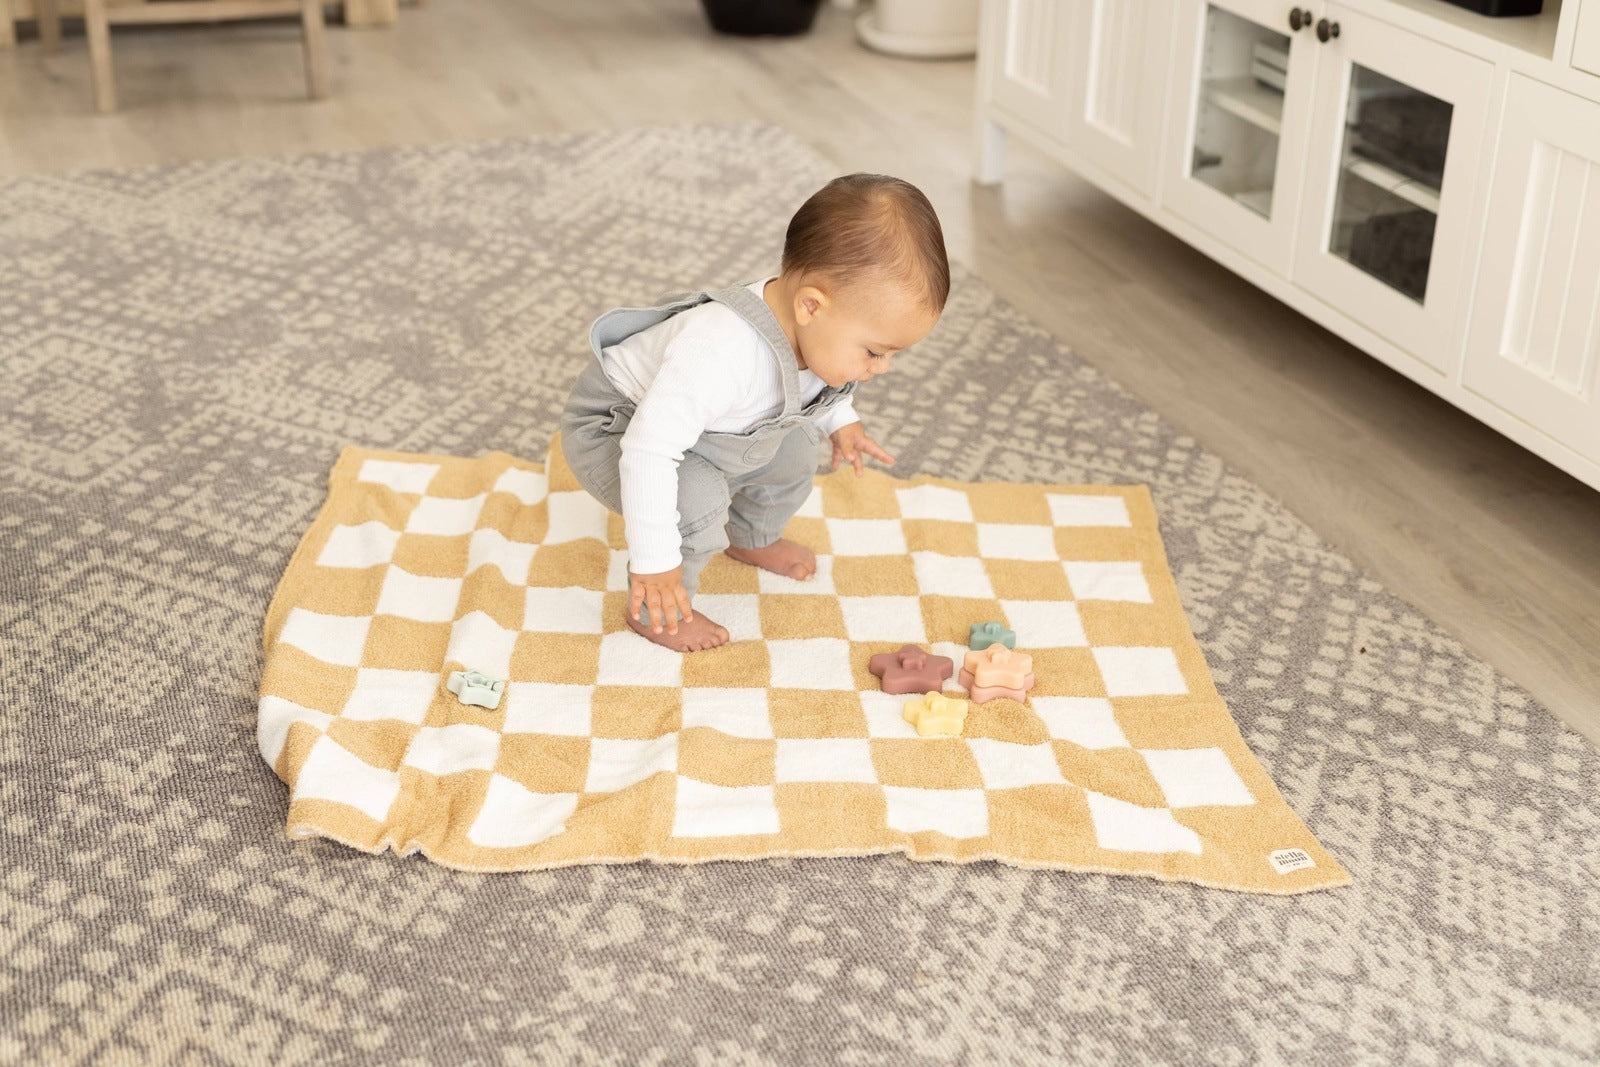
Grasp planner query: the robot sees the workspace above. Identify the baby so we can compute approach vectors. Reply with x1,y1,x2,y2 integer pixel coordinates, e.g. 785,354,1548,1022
560,174,949,652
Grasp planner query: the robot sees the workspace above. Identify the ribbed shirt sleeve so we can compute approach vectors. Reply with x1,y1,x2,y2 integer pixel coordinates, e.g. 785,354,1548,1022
814,396,860,437
618,336,752,574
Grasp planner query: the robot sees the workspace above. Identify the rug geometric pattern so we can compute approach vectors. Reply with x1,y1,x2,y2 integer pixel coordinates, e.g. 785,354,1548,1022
1,123,1595,1063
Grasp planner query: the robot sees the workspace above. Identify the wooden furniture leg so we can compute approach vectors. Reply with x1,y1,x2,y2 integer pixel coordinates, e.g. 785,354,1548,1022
301,0,327,99
73,0,332,113
83,0,116,113
36,0,61,51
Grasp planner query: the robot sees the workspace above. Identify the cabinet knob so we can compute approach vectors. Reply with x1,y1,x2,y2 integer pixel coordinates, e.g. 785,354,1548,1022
1288,7,1309,31
1316,17,1341,42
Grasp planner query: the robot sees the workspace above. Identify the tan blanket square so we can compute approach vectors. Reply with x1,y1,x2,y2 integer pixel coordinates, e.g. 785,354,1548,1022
258,438,1350,894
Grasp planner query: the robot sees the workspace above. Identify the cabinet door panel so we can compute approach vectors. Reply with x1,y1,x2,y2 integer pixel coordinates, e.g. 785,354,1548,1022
1464,76,1600,467
1161,0,1319,274
1291,5,1490,374
990,0,1073,139
1574,0,1600,79
1066,0,1174,195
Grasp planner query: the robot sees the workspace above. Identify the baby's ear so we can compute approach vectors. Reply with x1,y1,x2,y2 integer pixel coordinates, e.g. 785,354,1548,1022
794,285,827,325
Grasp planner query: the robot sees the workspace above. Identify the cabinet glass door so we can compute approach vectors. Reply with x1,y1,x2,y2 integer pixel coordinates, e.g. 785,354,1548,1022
1293,7,1490,374
1190,6,1290,218
1325,66,1452,303
1164,0,1316,275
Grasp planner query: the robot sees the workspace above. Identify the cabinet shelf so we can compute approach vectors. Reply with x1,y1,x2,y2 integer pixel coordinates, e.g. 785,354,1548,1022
1232,189,1274,217
1204,76,1283,135
1344,155,1442,213
1362,0,1562,62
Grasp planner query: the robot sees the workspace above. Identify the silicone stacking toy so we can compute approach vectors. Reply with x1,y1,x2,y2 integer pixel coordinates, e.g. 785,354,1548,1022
446,669,505,709
902,691,970,737
869,644,955,695
958,644,1035,704
968,620,1016,651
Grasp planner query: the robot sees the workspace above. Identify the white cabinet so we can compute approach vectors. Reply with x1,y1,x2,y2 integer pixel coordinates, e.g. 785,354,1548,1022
1291,4,1490,372
974,0,1600,491
976,0,1173,198
1464,74,1600,469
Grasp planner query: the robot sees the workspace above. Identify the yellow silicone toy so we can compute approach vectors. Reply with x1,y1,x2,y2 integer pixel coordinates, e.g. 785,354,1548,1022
902,691,970,737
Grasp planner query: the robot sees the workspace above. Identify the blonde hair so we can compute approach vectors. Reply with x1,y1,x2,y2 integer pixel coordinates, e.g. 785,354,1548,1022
781,174,950,312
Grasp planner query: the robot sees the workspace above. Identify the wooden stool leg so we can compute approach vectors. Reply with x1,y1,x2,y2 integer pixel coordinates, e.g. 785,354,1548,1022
84,0,115,113
301,0,328,99
36,0,61,51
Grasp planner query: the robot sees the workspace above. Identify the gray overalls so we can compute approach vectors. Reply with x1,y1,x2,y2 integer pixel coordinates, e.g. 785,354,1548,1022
560,283,858,599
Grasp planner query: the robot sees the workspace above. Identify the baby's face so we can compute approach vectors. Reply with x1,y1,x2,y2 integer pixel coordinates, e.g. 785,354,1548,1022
796,281,940,389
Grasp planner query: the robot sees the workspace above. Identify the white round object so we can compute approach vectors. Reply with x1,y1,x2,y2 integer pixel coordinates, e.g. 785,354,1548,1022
854,0,978,59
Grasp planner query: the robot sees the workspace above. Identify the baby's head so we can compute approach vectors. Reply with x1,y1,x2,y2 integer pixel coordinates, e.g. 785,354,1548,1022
778,174,948,388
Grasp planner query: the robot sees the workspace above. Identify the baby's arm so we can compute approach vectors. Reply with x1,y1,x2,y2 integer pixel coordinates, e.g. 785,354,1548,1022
829,421,895,476
815,395,859,437
813,395,893,476
618,340,749,631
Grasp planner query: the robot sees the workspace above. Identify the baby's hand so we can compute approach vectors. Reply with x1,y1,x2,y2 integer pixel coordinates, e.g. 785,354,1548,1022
830,422,895,477
629,565,693,635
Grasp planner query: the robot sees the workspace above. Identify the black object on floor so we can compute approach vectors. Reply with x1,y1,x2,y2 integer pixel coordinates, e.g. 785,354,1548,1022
700,0,823,36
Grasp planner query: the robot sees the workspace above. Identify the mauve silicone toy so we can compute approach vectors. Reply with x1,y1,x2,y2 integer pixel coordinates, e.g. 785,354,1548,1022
868,644,955,695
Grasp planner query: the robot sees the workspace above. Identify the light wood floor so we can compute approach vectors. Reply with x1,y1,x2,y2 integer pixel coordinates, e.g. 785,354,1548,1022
3,0,1596,743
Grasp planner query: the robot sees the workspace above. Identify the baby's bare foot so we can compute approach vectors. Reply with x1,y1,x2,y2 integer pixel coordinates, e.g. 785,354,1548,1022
725,539,816,581
625,607,730,652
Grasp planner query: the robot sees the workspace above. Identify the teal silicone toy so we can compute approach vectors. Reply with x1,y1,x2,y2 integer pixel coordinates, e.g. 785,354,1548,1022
968,621,1016,651
446,669,505,709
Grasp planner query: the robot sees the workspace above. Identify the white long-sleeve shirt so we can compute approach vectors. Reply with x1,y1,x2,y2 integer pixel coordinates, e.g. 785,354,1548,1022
600,277,859,574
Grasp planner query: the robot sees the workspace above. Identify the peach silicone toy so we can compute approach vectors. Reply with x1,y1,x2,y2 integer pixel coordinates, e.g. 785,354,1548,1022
959,643,1035,704
961,643,1033,688
957,672,1034,704
902,691,970,737
868,644,955,695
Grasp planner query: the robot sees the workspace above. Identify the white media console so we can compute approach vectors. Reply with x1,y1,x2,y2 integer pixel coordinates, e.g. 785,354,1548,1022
974,0,1600,491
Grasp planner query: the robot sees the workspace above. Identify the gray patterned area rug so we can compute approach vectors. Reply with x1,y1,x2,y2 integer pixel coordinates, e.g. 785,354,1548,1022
2,122,1596,1064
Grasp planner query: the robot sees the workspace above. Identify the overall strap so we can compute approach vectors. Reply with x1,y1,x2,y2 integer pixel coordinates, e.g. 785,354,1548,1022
705,282,802,417
587,291,712,360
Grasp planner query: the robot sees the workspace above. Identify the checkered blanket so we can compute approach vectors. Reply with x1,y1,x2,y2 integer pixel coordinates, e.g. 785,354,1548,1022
258,437,1350,894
